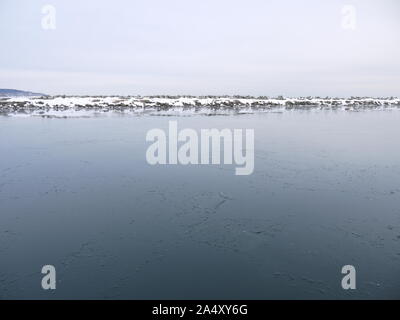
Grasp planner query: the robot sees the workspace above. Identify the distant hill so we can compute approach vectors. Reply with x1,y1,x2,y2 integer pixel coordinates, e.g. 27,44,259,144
0,89,46,97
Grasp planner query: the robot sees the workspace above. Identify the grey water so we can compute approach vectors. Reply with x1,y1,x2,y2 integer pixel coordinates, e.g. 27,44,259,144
0,110,399,299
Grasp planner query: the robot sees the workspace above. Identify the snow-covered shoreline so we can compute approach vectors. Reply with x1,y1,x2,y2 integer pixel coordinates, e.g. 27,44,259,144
1,96,400,117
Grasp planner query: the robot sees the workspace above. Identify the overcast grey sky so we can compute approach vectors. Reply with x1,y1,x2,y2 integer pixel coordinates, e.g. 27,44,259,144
0,0,399,96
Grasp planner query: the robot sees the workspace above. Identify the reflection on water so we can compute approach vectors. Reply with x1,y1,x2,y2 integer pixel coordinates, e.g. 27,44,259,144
0,111,399,299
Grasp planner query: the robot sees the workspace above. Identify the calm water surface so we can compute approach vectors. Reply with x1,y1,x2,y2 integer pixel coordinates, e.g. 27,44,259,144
0,111,399,299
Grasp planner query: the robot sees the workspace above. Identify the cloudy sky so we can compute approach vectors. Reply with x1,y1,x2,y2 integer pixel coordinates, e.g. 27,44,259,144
0,0,399,96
